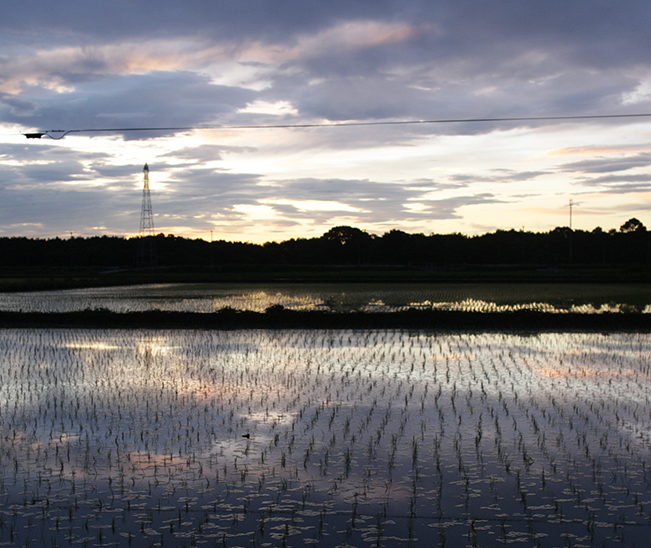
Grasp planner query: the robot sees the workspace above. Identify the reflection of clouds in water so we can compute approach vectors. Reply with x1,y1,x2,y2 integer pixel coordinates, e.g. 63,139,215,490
64,342,123,350
430,353,473,360
0,283,649,313
432,298,558,312
414,298,639,314
135,335,185,355
245,411,296,429
620,420,651,445
0,329,650,547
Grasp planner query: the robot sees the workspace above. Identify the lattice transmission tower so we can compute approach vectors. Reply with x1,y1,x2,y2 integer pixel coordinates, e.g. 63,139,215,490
137,163,157,268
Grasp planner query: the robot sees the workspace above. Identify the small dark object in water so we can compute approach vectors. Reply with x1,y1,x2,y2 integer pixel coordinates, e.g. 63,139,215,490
242,433,250,439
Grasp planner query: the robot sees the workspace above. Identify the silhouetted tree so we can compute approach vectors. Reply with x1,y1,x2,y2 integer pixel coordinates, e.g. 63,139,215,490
0,219,649,270
620,218,647,233
320,226,373,264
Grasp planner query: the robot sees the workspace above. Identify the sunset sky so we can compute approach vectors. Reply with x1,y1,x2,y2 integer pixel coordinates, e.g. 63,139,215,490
1,1,651,243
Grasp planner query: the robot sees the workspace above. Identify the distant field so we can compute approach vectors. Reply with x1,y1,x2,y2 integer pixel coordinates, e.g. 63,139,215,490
0,281,646,314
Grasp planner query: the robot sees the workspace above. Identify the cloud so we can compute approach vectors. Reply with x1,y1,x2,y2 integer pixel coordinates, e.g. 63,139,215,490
1,71,258,138
549,144,651,156
160,144,256,164
5,1,651,69
576,174,651,194
4,1,651,135
0,144,145,235
2,1,651,238
0,143,112,186
151,170,501,230
559,153,651,174
450,170,547,184
1,2,414,46
406,193,503,219
0,171,140,237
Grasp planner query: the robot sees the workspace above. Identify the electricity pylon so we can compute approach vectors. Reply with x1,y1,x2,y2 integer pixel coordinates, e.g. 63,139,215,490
137,163,157,268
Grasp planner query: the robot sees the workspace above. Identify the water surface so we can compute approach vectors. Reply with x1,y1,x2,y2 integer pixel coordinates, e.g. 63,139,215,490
0,329,649,546
1,282,649,313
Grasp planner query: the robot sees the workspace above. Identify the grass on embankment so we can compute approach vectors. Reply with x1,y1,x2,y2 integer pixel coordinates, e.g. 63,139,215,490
0,308,649,331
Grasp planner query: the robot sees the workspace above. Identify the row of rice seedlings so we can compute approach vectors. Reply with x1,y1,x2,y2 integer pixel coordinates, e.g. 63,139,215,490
4,284,644,314
0,329,649,546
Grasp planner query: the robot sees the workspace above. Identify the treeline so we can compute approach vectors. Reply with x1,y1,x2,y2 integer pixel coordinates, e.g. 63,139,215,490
0,218,649,269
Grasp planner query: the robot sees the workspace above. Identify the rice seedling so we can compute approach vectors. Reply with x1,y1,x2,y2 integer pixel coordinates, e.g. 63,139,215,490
0,328,649,546
1,282,649,315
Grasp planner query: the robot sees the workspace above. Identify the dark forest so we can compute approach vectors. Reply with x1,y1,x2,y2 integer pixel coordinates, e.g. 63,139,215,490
0,218,649,270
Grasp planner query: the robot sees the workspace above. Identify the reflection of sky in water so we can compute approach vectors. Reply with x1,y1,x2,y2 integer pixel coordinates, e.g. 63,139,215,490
0,329,650,546
0,282,650,313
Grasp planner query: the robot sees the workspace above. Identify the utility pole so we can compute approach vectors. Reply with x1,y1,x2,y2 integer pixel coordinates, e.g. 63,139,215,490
568,199,573,264
137,163,157,269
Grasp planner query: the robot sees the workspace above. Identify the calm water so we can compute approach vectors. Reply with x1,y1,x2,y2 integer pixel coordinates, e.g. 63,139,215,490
1,282,650,313
0,329,650,547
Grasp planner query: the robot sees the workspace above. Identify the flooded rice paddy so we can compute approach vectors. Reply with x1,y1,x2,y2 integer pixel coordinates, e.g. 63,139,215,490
1,282,650,314
1,329,650,547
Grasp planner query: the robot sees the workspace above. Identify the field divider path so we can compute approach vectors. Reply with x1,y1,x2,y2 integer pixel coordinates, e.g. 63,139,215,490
0,309,650,331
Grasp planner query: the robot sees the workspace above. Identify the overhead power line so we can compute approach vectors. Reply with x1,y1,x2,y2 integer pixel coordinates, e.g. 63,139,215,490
23,112,651,139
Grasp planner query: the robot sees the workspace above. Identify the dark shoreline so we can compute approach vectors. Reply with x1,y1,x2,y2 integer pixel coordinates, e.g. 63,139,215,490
1,309,649,331
1,261,649,293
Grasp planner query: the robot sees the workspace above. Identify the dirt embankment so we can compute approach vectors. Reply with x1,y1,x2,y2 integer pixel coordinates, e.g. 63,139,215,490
0,308,649,331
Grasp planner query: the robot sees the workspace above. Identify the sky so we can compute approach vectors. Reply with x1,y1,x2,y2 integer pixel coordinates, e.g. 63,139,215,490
1,0,651,243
